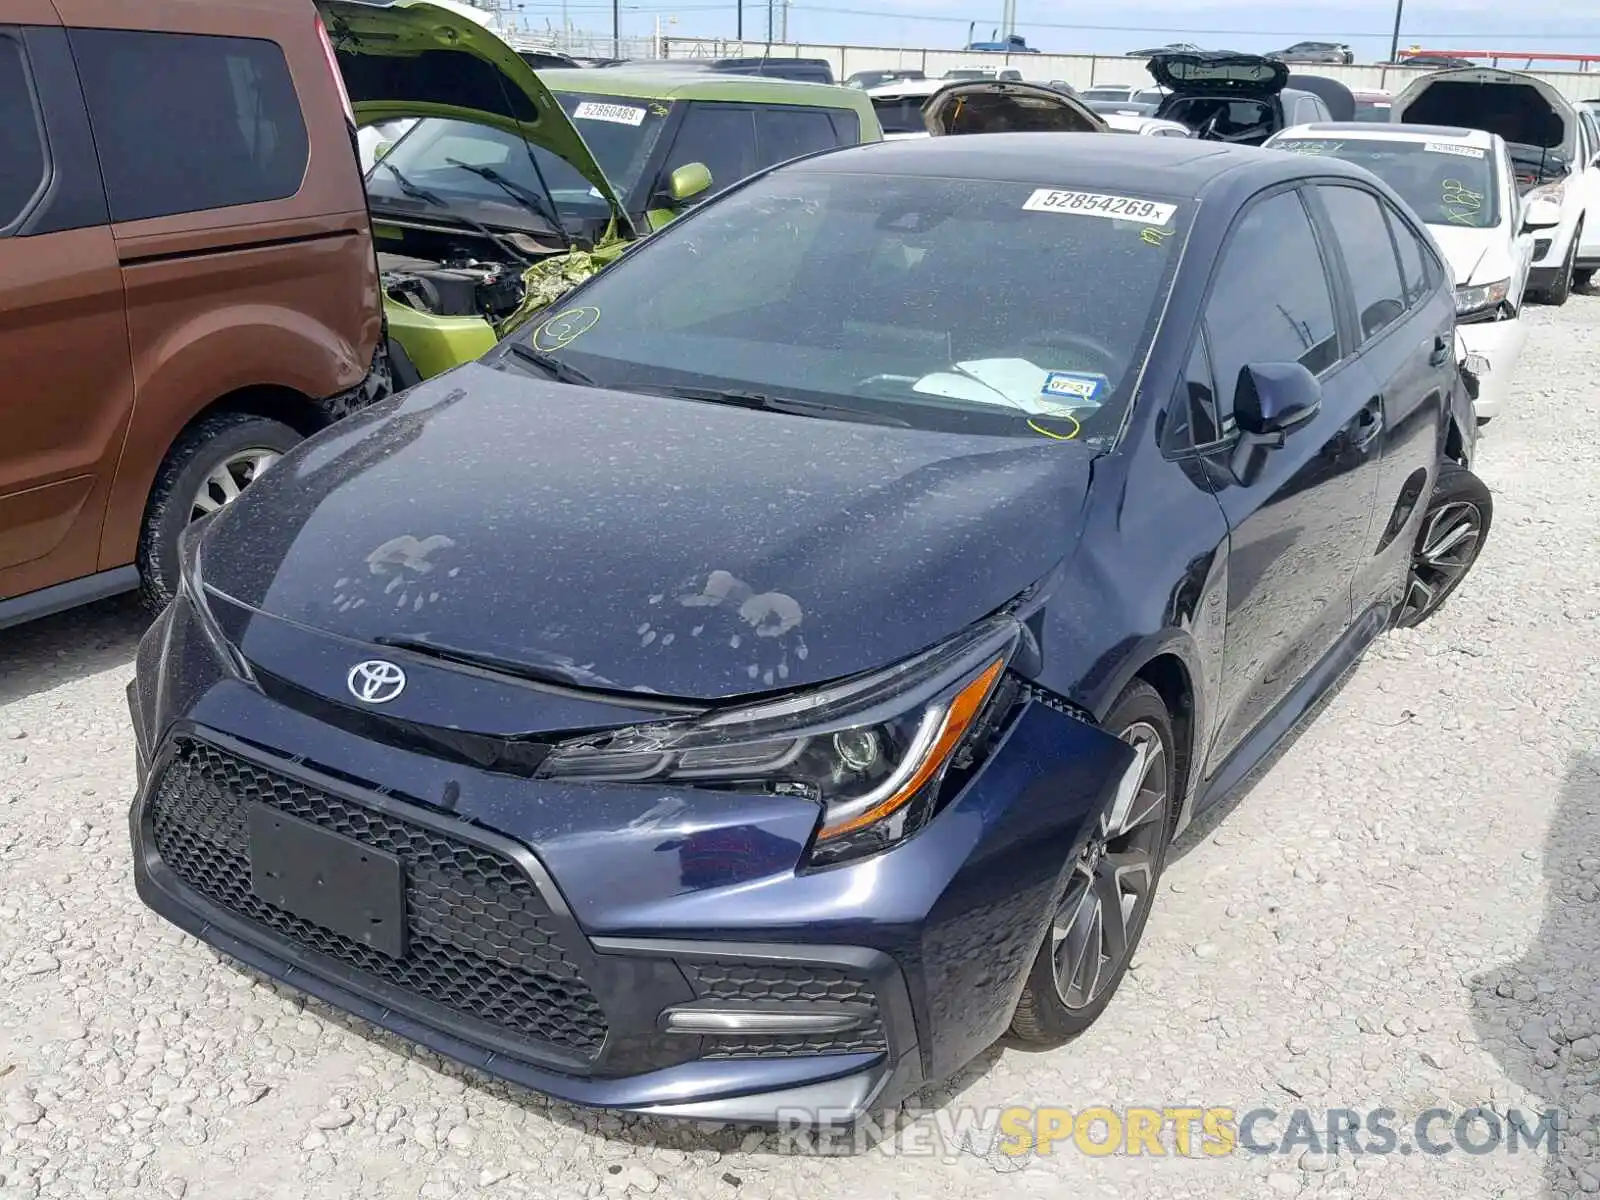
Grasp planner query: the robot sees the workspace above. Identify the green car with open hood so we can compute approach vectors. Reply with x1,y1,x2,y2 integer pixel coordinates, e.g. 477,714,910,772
318,0,880,383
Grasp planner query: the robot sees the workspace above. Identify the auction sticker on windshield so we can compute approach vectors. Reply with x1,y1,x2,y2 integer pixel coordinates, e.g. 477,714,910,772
1023,189,1176,225
1425,142,1486,158
572,101,648,126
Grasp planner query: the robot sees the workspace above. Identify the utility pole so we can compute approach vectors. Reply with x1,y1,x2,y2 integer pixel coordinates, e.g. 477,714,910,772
612,0,619,57
1388,0,1405,62
736,0,742,43
778,0,788,42
1000,0,1016,40
766,0,773,44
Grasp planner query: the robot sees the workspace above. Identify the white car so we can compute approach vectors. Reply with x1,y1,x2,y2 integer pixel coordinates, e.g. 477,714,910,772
1391,68,1600,304
1265,123,1542,421
1100,112,1193,137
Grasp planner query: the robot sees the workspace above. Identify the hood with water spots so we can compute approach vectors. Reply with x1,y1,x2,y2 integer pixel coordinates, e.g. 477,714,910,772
197,362,1096,701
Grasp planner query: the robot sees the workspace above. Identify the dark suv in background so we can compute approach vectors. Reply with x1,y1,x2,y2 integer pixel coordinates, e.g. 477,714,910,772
1,0,386,630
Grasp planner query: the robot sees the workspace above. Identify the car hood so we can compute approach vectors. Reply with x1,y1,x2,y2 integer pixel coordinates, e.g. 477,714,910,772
1146,51,1289,96
317,0,631,230
199,363,1096,702
1427,224,1507,287
1390,68,1575,162
922,80,1108,134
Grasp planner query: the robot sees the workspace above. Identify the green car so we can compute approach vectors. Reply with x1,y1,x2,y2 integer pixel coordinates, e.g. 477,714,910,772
319,0,881,384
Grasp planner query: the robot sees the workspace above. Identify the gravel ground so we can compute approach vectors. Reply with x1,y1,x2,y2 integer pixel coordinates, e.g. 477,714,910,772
2,295,1598,1200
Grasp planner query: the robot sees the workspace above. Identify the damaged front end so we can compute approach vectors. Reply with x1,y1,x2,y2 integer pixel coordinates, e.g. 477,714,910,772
319,0,636,380
127,558,1138,1118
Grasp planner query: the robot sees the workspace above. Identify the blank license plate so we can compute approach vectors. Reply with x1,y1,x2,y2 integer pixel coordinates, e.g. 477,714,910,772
247,803,406,958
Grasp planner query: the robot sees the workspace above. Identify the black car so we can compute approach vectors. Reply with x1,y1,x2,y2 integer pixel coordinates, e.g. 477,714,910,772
1270,41,1355,65
1149,51,1353,142
128,135,1490,1125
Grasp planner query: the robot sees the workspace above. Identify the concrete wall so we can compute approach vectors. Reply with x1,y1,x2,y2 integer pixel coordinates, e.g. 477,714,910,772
661,38,1600,103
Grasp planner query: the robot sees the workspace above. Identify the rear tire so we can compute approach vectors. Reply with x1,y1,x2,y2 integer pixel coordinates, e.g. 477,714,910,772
137,412,302,614
1009,679,1178,1046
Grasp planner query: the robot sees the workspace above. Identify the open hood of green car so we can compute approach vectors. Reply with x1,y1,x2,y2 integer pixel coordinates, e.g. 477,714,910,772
317,0,633,233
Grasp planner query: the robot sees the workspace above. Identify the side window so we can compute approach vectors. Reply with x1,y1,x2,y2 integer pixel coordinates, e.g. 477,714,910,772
1388,204,1442,307
754,107,842,168
1317,185,1408,342
69,29,308,223
660,103,758,201
1204,189,1341,410
0,34,48,231
1165,333,1224,451
828,109,860,144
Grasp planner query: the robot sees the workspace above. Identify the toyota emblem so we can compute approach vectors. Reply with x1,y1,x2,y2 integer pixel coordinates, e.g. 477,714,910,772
347,660,407,704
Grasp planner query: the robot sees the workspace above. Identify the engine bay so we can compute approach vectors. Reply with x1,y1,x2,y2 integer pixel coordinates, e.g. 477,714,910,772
376,221,567,326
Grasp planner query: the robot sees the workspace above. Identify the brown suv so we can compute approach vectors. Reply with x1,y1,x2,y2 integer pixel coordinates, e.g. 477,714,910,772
0,0,386,629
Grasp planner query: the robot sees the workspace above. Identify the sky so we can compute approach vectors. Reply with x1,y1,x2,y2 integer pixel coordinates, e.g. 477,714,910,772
491,0,1600,65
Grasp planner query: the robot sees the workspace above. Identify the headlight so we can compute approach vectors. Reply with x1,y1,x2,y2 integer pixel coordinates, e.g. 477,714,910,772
538,616,1023,865
1454,278,1510,318
177,521,254,683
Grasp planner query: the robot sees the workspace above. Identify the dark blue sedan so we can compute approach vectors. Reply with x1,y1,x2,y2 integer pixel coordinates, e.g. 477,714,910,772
127,134,1492,1125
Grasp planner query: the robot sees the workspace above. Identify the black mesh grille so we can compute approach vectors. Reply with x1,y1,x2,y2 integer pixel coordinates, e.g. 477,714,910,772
682,960,888,1059
148,738,608,1057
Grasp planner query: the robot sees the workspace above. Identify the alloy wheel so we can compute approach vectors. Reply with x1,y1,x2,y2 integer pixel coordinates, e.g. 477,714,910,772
1398,500,1483,626
1050,721,1169,1010
188,448,281,523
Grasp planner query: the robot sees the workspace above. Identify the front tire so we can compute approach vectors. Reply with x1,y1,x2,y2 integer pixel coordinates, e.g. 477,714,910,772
1393,461,1493,629
1539,233,1577,306
1009,679,1178,1045
137,412,302,614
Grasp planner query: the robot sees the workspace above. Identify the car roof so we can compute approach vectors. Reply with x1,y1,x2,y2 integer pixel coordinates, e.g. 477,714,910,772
1285,121,1496,147
865,78,947,98
791,131,1373,194
536,67,866,108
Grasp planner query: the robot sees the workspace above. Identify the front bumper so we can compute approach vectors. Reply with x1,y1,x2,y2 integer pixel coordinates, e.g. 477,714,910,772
1457,316,1527,421
126,597,1129,1124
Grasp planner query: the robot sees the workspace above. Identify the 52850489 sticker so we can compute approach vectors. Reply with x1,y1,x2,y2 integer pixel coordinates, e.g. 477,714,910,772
1022,189,1177,226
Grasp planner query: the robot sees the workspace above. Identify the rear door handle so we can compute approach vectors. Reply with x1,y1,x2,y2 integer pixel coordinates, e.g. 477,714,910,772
1350,397,1383,450
1428,334,1451,367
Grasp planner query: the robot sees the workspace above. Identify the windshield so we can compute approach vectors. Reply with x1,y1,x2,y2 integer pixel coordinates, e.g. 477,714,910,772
1276,136,1501,228
370,94,672,223
510,169,1190,445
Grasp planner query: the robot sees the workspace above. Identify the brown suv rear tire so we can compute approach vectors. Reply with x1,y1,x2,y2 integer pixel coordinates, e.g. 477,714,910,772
137,412,302,614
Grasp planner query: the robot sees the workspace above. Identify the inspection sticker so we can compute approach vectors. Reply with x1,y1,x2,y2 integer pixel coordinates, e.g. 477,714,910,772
1425,142,1486,158
572,101,648,126
1042,371,1109,403
1023,189,1176,225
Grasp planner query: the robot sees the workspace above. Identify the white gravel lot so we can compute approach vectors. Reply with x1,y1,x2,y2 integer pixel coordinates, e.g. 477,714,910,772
2,295,1598,1200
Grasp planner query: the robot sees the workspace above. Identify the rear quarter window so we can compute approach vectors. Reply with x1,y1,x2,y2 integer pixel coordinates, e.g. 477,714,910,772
69,29,309,223
0,34,48,230
754,106,843,167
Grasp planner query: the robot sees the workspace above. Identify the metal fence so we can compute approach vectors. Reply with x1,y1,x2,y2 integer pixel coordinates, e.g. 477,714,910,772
658,37,1600,100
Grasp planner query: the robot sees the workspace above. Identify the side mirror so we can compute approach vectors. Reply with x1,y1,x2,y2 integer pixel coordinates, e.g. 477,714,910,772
1522,194,1562,230
1234,362,1323,438
373,141,395,162
667,161,713,203
1230,362,1322,484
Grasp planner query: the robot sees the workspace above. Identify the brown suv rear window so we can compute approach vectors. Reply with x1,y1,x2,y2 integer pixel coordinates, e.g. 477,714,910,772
0,35,47,228
69,29,309,223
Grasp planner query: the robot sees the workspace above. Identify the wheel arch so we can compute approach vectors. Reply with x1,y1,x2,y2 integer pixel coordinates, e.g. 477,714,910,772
1089,635,1208,828
98,383,323,571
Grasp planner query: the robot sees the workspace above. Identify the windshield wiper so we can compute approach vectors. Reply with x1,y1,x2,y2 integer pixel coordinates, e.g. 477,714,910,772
623,383,909,427
443,157,571,246
374,158,534,265
504,341,598,386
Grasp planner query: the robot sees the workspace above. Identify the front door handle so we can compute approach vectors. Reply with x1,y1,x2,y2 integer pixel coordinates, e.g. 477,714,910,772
1428,334,1451,367
1350,397,1383,450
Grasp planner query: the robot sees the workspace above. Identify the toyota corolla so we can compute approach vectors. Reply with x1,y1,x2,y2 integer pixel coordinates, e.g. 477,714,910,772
128,135,1490,1124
